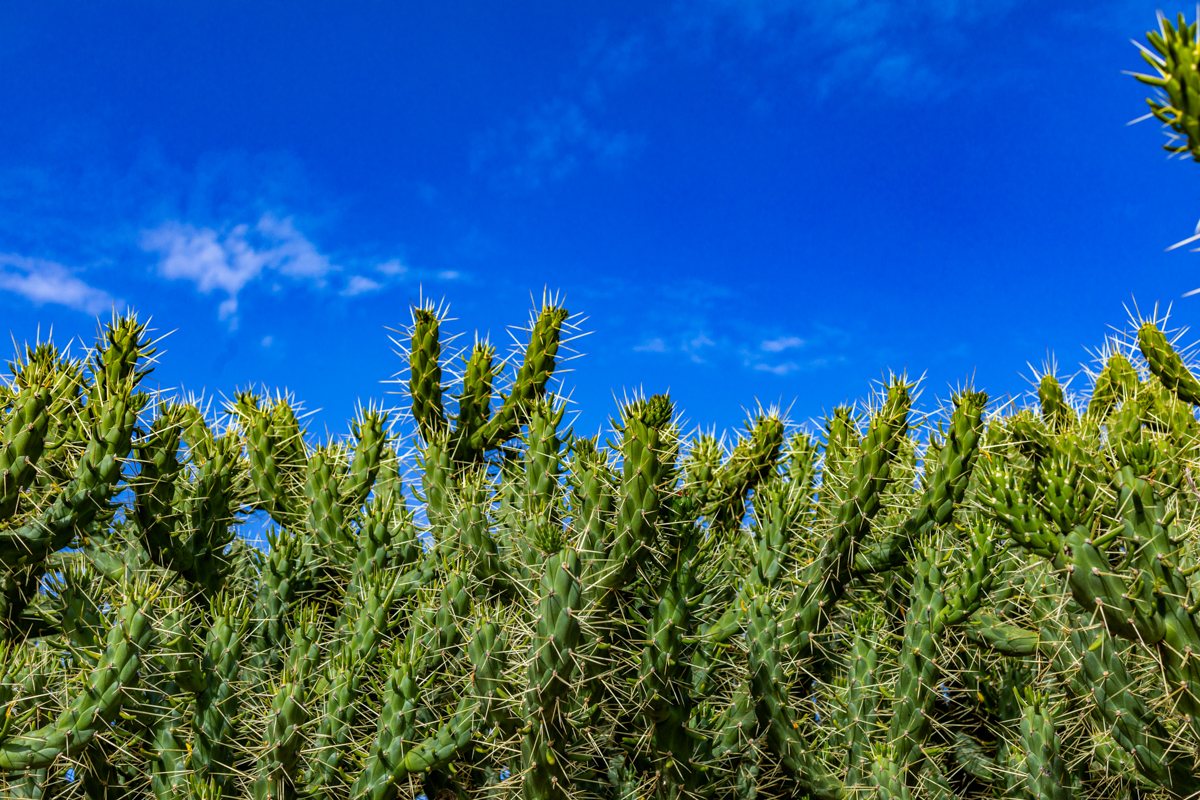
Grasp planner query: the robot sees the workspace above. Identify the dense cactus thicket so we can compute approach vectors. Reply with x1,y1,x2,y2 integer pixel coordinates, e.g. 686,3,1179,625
7,300,1200,800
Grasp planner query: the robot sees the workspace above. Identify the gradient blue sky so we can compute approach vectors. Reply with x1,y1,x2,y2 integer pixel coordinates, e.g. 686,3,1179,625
0,0,1194,439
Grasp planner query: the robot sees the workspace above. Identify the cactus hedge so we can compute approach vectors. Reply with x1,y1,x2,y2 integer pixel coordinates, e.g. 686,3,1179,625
4,301,1200,800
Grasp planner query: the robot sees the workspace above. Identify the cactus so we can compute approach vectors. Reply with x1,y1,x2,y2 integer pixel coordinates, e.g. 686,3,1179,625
6,306,1200,800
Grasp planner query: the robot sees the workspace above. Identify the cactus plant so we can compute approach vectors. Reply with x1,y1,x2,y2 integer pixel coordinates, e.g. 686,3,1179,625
3,306,1200,800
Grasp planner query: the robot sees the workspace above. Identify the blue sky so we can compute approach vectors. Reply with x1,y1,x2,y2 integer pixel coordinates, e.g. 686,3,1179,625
0,0,1194,440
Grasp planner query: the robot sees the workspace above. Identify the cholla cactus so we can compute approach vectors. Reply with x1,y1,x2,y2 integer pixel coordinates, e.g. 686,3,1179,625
8,305,1200,800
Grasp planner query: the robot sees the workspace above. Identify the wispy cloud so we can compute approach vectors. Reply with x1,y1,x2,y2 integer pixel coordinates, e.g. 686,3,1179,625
0,253,119,314
377,259,407,277
141,212,335,322
755,361,800,375
634,337,669,353
676,0,1021,98
761,335,804,352
341,275,382,297
472,100,642,190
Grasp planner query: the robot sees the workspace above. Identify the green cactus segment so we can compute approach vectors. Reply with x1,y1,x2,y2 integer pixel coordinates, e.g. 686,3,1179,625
409,306,447,442
0,590,151,770
0,319,149,570
842,631,881,789
252,608,322,800
1038,374,1075,431
774,379,911,652
448,341,499,464
1014,691,1071,800
237,393,309,529
477,304,570,450
1087,351,1139,419
878,528,996,791
523,548,584,800
745,599,841,800
1139,320,1200,405
192,596,247,790
306,573,398,795
706,413,785,532
147,705,190,800
351,622,502,800
856,390,987,574
1131,12,1200,160
342,409,388,509
637,567,698,795
0,384,50,523
601,394,675,594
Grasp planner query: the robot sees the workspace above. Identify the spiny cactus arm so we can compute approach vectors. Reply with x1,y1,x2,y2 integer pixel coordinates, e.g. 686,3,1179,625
303,446,352,554
842,630,882,789
772,380,910,653
341,409,389,509
419,434,454,545
876,534,998,791
678,433,723,513
568,436,615,590
468,619,510,734
1039,374,1076,431
352,622,502,800
964,614,1039,657
1130,12,1200,160
0,590,152,770
636,571,700,795
192,596,248,790
306,573,400,795
978,462,1061,563
147,704,189,800
0,373,144,569
251,529,301,675
454,474,505,584
178,431,241,594
744,599,843,800
1043,616,1200,796
523,548,584,800
705,414,785,533
235,393,308,528
938,523,999,628
855,390,987,574
251,608,322,800
133,404,185,570
0,385,50,523
951,733,999,785
409,306,447,442
476,303,570,451
1086,352,1139,420
1014,691,1072,800
448,341,497,464
598,394,674,594
1139,320,1200,404
350,636,423,800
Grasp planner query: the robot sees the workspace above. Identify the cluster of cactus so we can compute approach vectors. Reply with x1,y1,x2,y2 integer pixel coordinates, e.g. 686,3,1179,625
11,303,1200,799
1131,10,1200,161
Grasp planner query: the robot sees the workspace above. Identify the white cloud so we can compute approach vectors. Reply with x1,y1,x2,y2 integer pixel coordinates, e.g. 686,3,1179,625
761,335,804,352
341,275,382,296
755,361,799,375
634,337,668,353
437,270,461,280
141,212,335,320
261,335,274,348
377,259,407,276
0,253,119,314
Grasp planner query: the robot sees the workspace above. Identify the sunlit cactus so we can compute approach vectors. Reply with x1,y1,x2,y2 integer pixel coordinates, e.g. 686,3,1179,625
6,305,1200,800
